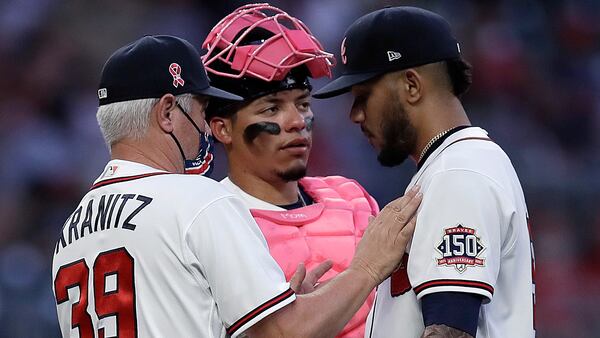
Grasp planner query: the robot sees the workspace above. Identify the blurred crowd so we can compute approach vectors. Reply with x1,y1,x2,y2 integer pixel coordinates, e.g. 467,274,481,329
0,0,599,337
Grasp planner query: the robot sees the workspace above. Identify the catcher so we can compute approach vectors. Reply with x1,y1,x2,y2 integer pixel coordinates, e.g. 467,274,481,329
202,4,377,337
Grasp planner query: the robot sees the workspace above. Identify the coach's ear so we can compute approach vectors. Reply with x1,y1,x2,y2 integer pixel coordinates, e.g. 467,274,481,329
155,94,177,133
209,117,233,145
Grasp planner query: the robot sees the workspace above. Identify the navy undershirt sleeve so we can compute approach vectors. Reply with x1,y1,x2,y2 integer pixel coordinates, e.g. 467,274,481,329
421,292,483,336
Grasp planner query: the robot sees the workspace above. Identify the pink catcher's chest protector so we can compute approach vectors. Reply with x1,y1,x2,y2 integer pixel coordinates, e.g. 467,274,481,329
251,176,379,338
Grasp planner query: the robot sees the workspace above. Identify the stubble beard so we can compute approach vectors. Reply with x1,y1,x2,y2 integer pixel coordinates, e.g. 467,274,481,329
377,98,418,167
276,165,307,182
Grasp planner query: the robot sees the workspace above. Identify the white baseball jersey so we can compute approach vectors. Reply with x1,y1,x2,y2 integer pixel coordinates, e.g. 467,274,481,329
221,177,285,211
366,127,535,337
52,160,294,338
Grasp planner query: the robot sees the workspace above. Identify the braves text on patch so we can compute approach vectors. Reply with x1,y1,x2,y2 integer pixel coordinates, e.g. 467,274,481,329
436,224,485,273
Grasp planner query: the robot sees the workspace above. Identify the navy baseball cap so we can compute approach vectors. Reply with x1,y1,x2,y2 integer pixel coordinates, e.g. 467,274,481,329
98,35,242,106
313,7,461,99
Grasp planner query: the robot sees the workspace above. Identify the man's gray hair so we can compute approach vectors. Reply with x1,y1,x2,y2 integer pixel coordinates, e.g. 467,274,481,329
97,94,194,148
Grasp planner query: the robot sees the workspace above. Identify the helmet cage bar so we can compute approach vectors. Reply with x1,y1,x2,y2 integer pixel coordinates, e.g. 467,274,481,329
202,3,335,82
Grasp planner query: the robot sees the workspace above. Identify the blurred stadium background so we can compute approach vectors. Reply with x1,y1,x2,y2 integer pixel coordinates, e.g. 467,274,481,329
1,0,599,337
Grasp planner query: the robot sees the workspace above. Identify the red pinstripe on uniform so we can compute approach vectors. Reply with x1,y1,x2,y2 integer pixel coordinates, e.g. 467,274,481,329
227,288,295,335
90,172,170,190
414,279,494,296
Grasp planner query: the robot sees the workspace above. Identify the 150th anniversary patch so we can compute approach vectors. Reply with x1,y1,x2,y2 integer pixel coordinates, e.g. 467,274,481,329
436,225,485,273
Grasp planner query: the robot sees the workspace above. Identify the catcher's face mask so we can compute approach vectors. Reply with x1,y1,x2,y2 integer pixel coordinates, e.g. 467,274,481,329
202,3,335,82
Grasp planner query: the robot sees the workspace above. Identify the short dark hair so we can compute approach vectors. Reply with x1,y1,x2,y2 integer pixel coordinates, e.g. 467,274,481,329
445,57,472,97
205,98,245,121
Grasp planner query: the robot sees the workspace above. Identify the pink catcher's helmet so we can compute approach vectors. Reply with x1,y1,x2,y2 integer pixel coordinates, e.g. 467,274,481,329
202,3,335,82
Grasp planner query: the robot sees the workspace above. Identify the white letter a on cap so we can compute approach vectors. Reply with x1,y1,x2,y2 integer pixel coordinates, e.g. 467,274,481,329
387,51,402,62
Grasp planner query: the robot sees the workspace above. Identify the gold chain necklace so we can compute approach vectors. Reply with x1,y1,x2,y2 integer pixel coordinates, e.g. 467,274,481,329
418,128,455,163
